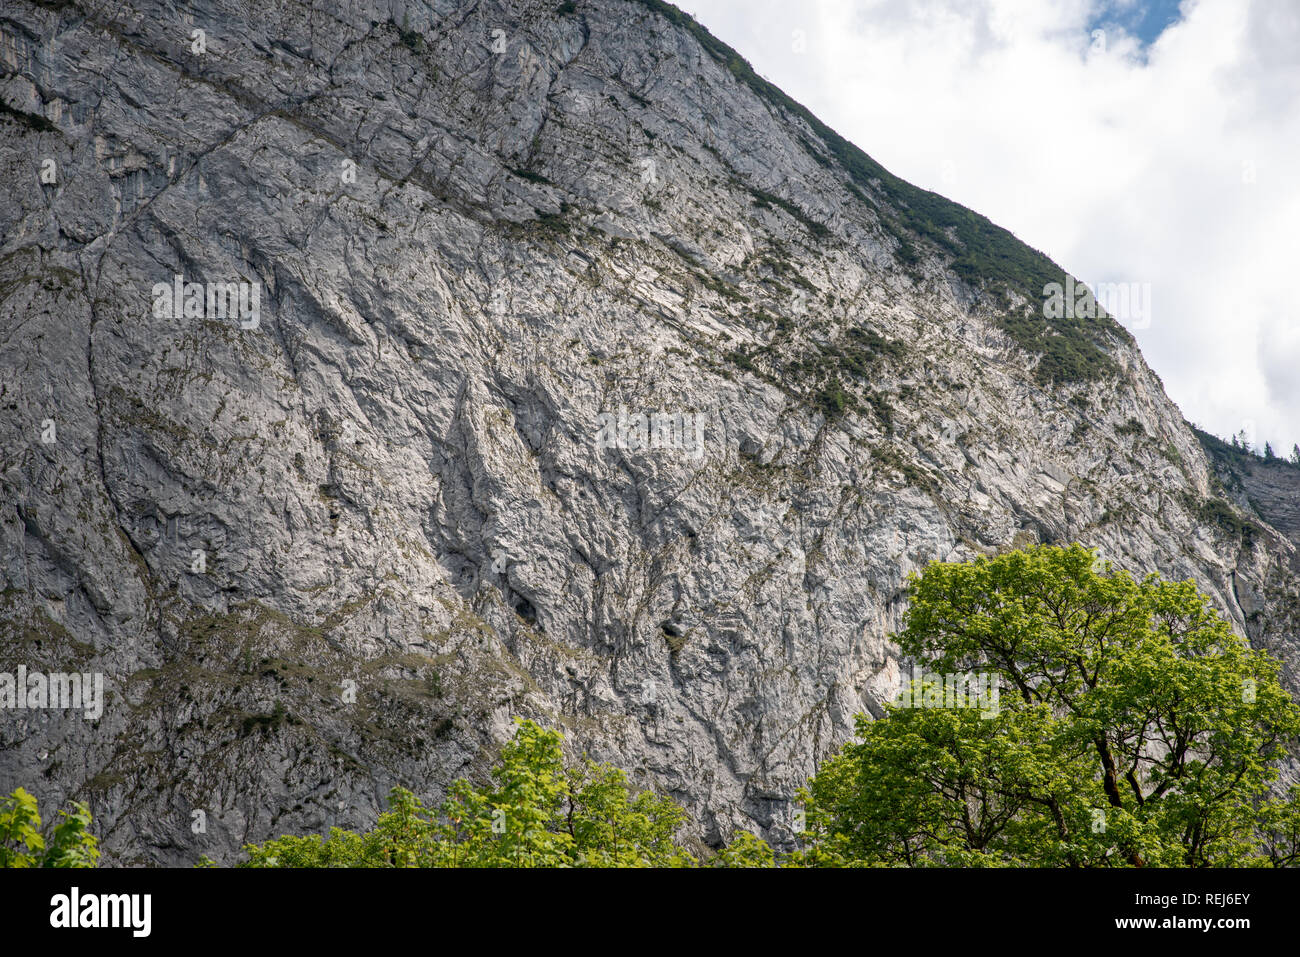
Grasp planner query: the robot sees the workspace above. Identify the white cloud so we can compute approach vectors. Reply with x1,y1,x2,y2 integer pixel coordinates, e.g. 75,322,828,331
684,0,1300,451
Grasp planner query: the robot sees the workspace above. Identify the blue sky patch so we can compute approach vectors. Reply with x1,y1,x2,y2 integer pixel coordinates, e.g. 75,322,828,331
1088,0,1185,48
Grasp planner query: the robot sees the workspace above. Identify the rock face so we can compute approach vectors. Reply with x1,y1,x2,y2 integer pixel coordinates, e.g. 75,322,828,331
1197,429,1300,552
1,0,1297,864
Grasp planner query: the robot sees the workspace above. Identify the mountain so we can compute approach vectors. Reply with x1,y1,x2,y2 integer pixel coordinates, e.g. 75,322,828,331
2,0,1297,864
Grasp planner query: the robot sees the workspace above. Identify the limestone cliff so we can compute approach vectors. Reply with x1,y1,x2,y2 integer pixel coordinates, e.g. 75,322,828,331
1,0,1296,863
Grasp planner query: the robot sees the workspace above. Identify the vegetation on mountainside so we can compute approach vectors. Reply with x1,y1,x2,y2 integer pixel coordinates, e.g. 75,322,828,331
1194,423,1300,479
629,0,1125,385
728,320,906,429
1192,423,1299,542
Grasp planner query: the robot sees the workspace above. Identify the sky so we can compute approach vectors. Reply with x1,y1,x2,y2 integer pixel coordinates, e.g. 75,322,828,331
683,0,1300,455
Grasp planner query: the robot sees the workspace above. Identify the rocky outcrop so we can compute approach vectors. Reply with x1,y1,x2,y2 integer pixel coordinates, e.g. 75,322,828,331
2,0,1296,864
1197,428,1300,550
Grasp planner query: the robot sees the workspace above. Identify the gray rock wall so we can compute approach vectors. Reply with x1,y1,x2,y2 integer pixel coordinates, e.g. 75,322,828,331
1,0,1296,863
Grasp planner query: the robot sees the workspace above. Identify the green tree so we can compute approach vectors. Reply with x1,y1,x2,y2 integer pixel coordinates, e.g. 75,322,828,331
800,544,1300,867
710,830,777,867
239,718,698,867
0,787,100,868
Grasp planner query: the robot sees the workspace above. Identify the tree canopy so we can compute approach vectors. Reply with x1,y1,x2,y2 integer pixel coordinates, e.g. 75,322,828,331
799,544,1300,867
237,718,701,867
0,787,99,868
